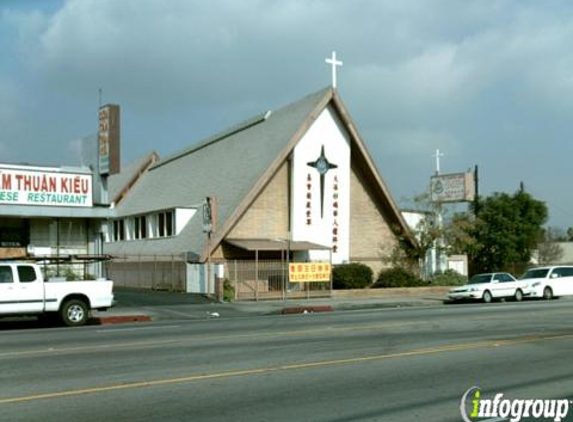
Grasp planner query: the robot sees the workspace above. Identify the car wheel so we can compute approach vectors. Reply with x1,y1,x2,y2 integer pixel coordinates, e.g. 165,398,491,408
482,290,493,303
514,289,523,302
60,299,89,327
543,287,554,300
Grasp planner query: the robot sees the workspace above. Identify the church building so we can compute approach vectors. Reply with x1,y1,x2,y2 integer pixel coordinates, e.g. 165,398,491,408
105,87,413,299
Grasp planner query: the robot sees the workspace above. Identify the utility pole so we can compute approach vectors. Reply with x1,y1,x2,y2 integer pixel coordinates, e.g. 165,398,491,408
473,165,479,216
203,197,213,298
432,149,446,275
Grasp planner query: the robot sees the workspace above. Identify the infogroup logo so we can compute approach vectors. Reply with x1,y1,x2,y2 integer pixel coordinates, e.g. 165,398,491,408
460,386,570,422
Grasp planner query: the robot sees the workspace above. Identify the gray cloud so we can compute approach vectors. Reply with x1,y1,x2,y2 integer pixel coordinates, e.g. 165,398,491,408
2,0,573,226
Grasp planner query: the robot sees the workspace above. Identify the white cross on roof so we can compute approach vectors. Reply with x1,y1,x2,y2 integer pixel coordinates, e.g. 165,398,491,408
325,51,343,89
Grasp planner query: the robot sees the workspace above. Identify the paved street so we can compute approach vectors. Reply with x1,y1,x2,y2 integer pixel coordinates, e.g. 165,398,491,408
2,299,573,422
94,286,449,321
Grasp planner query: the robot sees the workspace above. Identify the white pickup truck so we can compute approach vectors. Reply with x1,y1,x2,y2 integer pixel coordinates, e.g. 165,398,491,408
0,262,114,326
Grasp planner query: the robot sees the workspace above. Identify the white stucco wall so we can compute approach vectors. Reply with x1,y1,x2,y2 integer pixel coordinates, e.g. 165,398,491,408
291,105,350,264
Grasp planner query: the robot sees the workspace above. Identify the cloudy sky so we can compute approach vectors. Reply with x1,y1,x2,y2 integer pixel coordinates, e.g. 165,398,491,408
1,0,573,228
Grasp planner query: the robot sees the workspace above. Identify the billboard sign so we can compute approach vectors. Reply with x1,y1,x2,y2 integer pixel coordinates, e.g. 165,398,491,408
289,262,332,283
431,172,475,203
0,167,93,207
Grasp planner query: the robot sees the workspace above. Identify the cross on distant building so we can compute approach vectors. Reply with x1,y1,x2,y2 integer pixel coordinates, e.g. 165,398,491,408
325,51,343,89
433,149,444,174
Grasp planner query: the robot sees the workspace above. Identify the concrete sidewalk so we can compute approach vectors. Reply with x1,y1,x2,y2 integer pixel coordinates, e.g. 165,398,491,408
91,286,449,324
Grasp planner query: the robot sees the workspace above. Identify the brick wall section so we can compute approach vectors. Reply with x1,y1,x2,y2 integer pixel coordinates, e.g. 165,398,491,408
227,161,289,240
349,162,397,278
216,160,400,279
333,286,450,298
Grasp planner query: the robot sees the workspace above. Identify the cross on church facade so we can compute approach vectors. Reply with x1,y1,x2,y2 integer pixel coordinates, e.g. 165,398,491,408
325,51,343,89
307,145,338,218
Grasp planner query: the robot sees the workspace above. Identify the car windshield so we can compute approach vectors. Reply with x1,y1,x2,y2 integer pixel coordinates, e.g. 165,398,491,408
520,269,550,279
468,274,491,284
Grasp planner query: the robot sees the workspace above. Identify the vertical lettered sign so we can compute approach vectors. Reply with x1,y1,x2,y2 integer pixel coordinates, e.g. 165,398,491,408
98,104,120,175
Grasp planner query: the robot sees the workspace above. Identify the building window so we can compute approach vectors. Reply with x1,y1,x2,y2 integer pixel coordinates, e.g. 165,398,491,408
113,219,125,241
0,219,29,247
134,215,147,240
157,211,174,237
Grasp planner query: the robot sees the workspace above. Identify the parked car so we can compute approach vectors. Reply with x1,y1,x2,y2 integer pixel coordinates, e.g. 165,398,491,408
519,266,573,300
448,272,529,303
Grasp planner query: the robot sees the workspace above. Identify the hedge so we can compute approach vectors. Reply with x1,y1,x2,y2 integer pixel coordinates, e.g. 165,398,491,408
373,267,425,288
429,269,467,286
332,263,373,289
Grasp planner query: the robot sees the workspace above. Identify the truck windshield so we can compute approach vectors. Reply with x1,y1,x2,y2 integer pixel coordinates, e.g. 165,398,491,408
521,269,549,279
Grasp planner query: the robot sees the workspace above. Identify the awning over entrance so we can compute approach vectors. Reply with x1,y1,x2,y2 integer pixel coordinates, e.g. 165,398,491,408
225,238,330,252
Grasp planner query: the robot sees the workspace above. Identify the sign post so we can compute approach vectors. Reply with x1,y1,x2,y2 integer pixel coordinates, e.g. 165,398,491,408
203,197,218,298
427,152,476,275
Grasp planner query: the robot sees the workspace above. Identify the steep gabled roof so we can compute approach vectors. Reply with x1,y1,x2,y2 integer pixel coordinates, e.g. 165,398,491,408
202,88,414,261
108,151,160,206
105,88,332,257
106,87,414,259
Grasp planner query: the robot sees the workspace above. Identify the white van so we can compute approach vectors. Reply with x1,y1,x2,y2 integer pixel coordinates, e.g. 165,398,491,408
520,266,573,299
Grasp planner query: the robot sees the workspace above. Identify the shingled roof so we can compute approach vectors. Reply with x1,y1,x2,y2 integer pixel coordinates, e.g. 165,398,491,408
108,151,159,206
106,87,413,261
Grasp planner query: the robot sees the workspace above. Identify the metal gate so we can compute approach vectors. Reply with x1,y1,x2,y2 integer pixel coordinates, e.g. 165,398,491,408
225,260,332,301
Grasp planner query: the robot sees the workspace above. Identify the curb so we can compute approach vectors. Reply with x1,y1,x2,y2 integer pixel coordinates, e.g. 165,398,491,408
281,305,333,315
89,315,153,325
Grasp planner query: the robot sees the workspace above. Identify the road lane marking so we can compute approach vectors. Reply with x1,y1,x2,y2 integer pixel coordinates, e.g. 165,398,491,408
96,325,182,333
0,318,492,358
2,312,570,359
0,339,181,358
0,323,405,358
2,332,573,404
0,324,403,358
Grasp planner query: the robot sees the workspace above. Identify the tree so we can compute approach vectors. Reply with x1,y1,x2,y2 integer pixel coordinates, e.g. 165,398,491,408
536,227,565,265
464,190,548,273
389,193,444,278
393,190,547,277
443,211,478,256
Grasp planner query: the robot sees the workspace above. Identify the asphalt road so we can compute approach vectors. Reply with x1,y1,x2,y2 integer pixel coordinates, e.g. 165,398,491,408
2,299,573,422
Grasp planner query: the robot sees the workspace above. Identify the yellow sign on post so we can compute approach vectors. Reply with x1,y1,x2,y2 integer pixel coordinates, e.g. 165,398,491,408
289,263,332,283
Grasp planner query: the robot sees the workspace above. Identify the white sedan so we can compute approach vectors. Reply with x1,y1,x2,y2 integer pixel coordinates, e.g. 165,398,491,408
448,272,530,303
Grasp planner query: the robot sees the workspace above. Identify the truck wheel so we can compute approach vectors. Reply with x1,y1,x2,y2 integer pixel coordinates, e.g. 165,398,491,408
61,299,89,326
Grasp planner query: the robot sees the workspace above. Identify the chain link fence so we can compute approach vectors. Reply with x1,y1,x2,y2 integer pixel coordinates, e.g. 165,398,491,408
104,255,332,299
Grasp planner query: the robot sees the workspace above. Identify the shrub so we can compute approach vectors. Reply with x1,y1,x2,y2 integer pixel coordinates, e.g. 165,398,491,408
63,267,79,281
373,267,425,288
429,269,467,286
223,279,235,302
332,263,373,289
